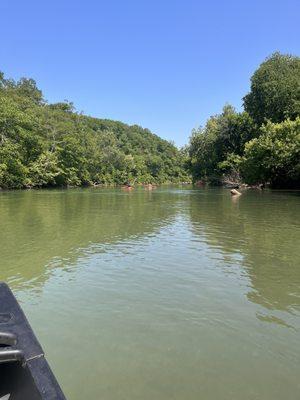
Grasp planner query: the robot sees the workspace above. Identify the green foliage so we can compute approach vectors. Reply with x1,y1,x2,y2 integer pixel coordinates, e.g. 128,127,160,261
188,105,256,182
240,118,300,188
218,153,242,181
0,141,28,188
188,52,300,188
0,72,189,189
244,52,300,125
27,151,63,187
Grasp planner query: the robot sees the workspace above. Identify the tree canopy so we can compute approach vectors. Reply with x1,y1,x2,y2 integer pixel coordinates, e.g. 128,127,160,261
2,52,299,190
188,52,300,188
188,105,256,183
240,118,300,188
0,72,189,189
243,52,300,125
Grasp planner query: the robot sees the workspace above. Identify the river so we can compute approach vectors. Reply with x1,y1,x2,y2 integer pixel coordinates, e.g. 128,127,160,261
0,187,299,399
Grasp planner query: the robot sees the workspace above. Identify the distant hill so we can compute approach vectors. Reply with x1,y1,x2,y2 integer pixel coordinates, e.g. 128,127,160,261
0,72,189,189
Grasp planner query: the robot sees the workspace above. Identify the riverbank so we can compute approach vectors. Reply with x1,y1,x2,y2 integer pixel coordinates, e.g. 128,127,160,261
0,180,193,192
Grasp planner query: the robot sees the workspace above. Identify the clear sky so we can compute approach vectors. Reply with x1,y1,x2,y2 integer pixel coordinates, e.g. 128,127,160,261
0,0,299,147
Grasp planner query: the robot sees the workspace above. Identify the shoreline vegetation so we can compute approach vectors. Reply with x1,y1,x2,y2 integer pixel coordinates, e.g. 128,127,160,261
188,52,300,190
0,72,190,190
0,52,299,191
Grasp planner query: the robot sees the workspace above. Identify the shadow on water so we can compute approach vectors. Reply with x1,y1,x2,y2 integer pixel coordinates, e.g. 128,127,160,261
188,188,300,317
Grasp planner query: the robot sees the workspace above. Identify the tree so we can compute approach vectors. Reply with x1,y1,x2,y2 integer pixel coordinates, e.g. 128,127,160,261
243,52,300,125
0,70,190,188
0,141,27,188
15,78,44,105
188,52,300,188
28,151,62,187
188,105,256,182
240,118,300,188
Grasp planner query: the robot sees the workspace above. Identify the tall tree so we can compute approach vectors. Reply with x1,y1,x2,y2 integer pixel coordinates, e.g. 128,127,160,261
243,52,300,125
240,118,300,188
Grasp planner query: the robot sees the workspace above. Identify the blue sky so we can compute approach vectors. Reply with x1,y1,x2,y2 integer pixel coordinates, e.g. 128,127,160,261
0,0,299,147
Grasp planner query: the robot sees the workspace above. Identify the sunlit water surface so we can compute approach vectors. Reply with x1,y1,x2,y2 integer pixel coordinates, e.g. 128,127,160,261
0,187,299,399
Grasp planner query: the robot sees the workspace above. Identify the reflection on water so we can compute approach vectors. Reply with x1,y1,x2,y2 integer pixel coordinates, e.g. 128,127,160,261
0,188,179,289
0,187,299,400
189,190,300,315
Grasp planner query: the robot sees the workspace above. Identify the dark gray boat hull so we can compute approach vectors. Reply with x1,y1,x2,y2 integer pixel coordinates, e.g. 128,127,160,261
0,282,66,399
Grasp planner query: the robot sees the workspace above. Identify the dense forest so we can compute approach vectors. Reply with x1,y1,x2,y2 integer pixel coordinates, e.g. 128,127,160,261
0,73,189,189
188,52,300,189
1,52,299,190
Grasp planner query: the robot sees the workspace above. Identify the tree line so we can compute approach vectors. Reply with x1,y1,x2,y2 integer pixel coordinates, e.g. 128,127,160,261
1,52,299,190
188,52,300,189
0,73,189,189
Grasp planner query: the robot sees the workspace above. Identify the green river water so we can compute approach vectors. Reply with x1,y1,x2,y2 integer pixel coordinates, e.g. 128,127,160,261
0,187,299,399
